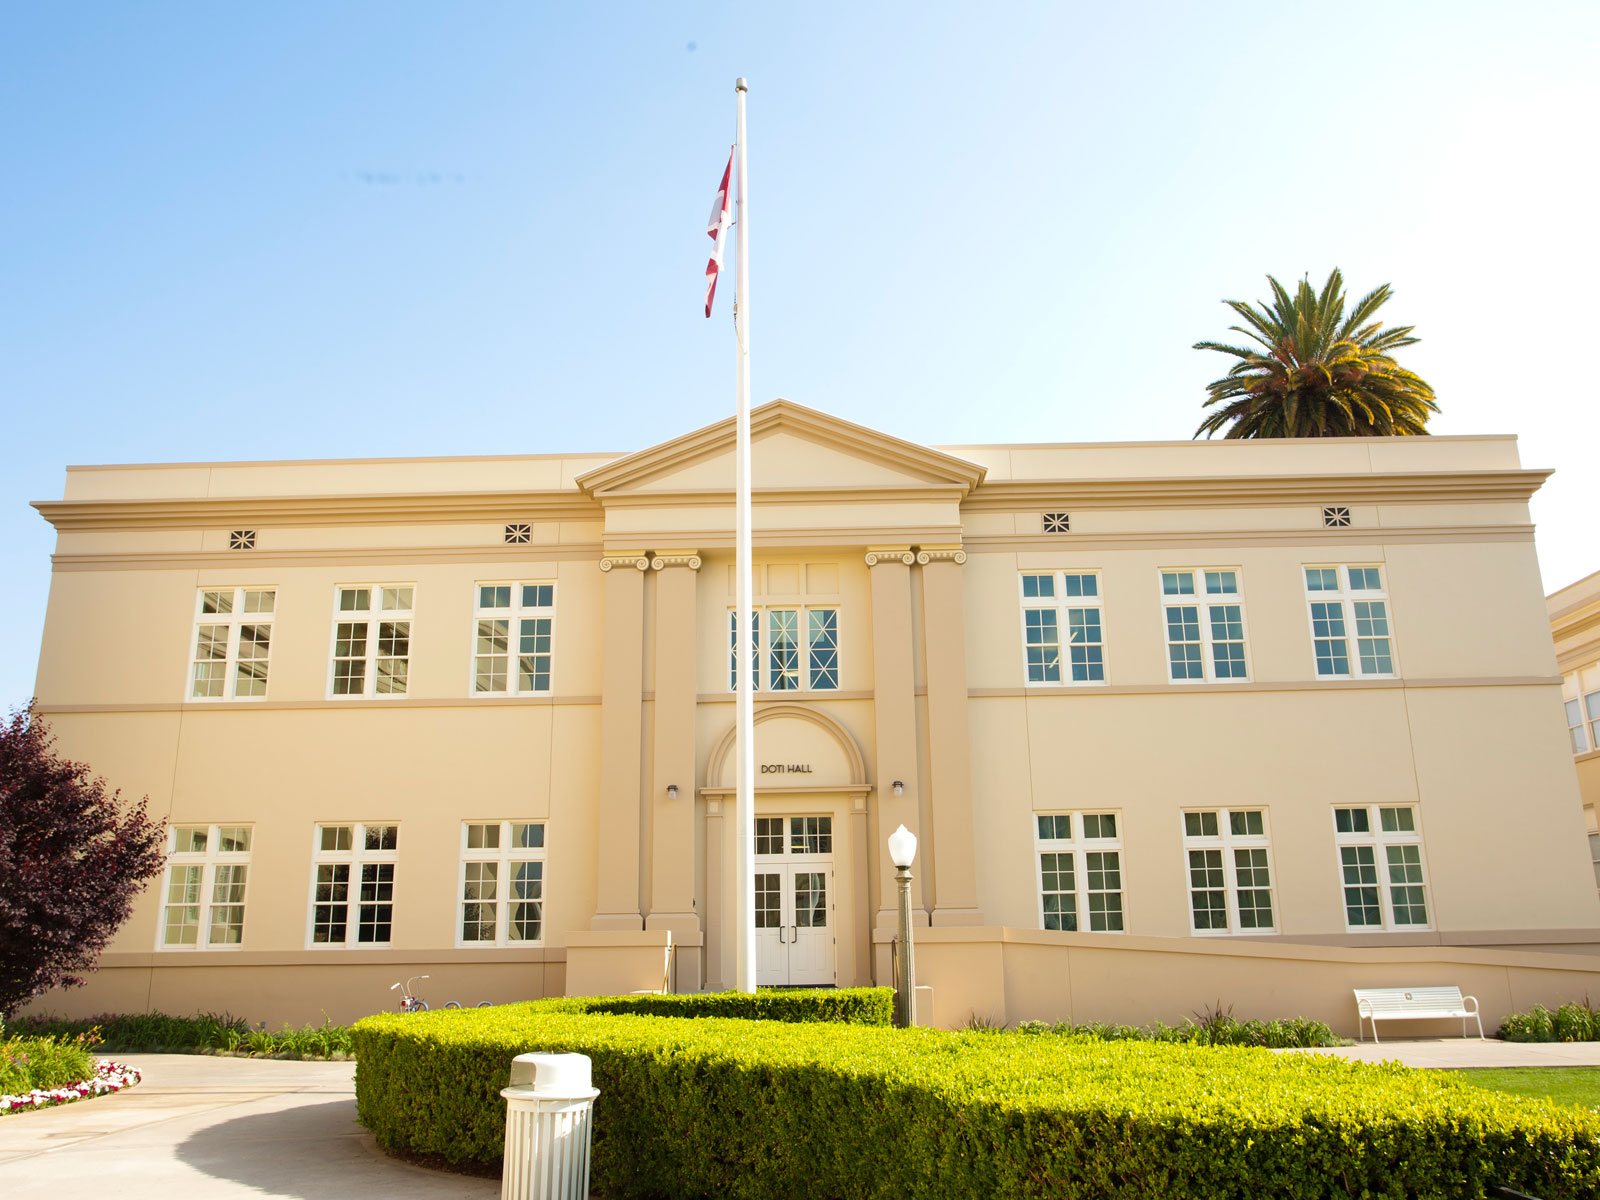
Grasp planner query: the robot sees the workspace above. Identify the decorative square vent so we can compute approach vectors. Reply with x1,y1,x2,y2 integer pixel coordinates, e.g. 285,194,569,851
228,529,257,550
1042,512,1071,533
1321,506,1352,528
504,523,532,545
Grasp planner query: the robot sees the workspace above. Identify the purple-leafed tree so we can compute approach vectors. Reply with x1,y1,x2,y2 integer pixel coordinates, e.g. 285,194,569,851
0,703,167,1017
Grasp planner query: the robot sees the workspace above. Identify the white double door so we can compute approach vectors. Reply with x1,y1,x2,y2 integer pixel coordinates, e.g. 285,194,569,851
753,813,835,986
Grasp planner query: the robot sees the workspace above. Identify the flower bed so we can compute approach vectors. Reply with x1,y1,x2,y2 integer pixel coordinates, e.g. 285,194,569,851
353,1002,1600,1198
0,1060,141,1115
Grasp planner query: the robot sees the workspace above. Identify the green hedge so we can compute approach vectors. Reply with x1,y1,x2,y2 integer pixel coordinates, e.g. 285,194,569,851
1501,1001,1600,1043
544,987,892,1025
352,1003,1600,1199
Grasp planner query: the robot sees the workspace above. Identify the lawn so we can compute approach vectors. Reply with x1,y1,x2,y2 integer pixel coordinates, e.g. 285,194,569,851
1451,1067,1600,1111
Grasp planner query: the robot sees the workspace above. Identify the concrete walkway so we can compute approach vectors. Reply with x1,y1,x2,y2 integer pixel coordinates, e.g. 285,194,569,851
1293,1038,1600,1068
0,1054,498,1199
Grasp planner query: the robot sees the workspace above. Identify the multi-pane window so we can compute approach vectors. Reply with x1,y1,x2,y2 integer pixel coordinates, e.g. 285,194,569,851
189,589,275,699
1034,811,1124,932
309,823,399,947
1568,697,1590,754
458,821,546,945
159,825,252,949
1304,566,1396,678
1159,569,1250,682
1019,572,1106,685
330,586,414,697
1566,682,1600,755
1586,807,1600,896
1181,809,1276,934
727,607,840,692
1332,805,1430,930
473,583,555,694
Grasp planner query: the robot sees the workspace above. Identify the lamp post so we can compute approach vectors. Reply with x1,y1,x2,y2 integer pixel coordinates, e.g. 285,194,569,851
887,823,918,1029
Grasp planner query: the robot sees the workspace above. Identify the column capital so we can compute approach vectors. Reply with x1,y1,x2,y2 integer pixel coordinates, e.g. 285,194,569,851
864,548,915,568
599,554,651,572
650,553,703,571
916,548,967,565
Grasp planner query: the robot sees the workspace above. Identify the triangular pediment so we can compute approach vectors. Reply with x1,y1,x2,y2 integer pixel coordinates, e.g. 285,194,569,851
574,400,986,497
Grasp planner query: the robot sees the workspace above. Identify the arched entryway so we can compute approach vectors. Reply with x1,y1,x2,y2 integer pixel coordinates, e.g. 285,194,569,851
700,705,872,989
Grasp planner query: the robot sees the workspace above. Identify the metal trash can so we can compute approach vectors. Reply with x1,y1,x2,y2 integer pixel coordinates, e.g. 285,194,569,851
500,1052,600,1200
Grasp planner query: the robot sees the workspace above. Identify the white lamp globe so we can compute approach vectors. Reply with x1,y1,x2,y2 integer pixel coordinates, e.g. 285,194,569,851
887,824,918,869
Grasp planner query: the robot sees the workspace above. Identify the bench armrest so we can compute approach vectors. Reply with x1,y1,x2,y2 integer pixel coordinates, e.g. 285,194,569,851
1461,995,1479,1014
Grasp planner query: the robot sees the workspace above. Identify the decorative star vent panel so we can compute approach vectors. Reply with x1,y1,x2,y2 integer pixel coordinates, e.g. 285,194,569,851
228,530,257,550
504,523,532,545
1321,506,1352,529
1042,512,1071,533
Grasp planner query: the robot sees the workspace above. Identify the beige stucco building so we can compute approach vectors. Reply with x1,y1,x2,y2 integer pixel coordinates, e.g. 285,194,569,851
23,401,1600,1033
1552,569,1600,899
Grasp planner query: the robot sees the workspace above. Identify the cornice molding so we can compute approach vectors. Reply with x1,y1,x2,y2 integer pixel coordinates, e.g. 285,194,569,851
595,484,968,508
961,469,1552,512
48,544,605,572
33,490,600,532
573,399,988,496
963,525,1535,552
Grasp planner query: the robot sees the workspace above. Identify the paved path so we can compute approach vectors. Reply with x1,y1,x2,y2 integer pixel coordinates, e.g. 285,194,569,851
0,1054,498,1199
1292,1038,1600,1068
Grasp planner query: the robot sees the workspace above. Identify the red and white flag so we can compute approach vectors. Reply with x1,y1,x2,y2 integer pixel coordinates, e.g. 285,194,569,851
704,145,733,317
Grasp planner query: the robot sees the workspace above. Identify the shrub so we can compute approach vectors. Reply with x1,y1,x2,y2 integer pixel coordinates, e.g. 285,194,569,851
8,1011,354,1058
352,1003,1600,1198
546,987,892,1025
1014,1005,1339,1049
0,1032,95,1094
1502,1000,1600,1043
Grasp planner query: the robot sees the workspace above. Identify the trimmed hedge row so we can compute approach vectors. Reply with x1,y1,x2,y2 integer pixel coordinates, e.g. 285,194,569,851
1015,1009,1339,1048
9,1011,355,1058
537,987,892,1025
352,1002,1600,1199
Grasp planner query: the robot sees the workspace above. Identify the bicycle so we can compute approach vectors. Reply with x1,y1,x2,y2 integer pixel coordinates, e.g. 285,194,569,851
390,975,430,1013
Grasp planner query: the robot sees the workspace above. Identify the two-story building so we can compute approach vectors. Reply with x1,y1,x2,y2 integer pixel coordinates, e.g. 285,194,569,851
24,400,1600,1032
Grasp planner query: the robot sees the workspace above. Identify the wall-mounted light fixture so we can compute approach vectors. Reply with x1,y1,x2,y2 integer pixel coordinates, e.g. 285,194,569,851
667,784,679,801
892,780,904,797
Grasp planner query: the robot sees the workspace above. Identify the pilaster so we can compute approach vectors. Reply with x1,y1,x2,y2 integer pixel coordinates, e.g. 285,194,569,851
918,548,984,925
866,548,923,930
647,554,702,986
591,553,649,930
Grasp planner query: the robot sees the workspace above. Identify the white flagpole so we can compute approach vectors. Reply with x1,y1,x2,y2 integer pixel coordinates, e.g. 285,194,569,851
732,76,756,994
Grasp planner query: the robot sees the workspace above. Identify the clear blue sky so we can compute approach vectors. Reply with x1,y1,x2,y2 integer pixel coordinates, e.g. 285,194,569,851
3,2,1597,708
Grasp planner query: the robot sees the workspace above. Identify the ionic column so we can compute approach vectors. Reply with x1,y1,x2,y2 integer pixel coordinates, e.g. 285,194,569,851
591,552,649,930
866,548,923,930
647,555,702,972
919,548,983,925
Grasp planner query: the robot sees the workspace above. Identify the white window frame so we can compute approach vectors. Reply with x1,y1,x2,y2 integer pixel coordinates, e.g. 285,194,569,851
1179,808,1277,935
726,605,841,693
306,822,400,948
327,585,415,698
1331,804,1432,932
1158,568,1251,683
1032,811,1126,933
1017,571,1108,687
471,582,556,696
456,820,548,947
188,587,276,701
157,824,253,950
1303,565,1398,679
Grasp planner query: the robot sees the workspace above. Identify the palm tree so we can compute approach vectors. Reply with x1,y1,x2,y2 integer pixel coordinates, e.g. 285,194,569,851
1193,270,1439,439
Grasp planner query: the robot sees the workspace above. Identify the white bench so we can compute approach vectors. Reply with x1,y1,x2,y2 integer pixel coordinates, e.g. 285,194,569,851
1353,986,1484,1043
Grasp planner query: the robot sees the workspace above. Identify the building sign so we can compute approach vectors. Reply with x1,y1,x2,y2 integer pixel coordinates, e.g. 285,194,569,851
760,763,813,775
